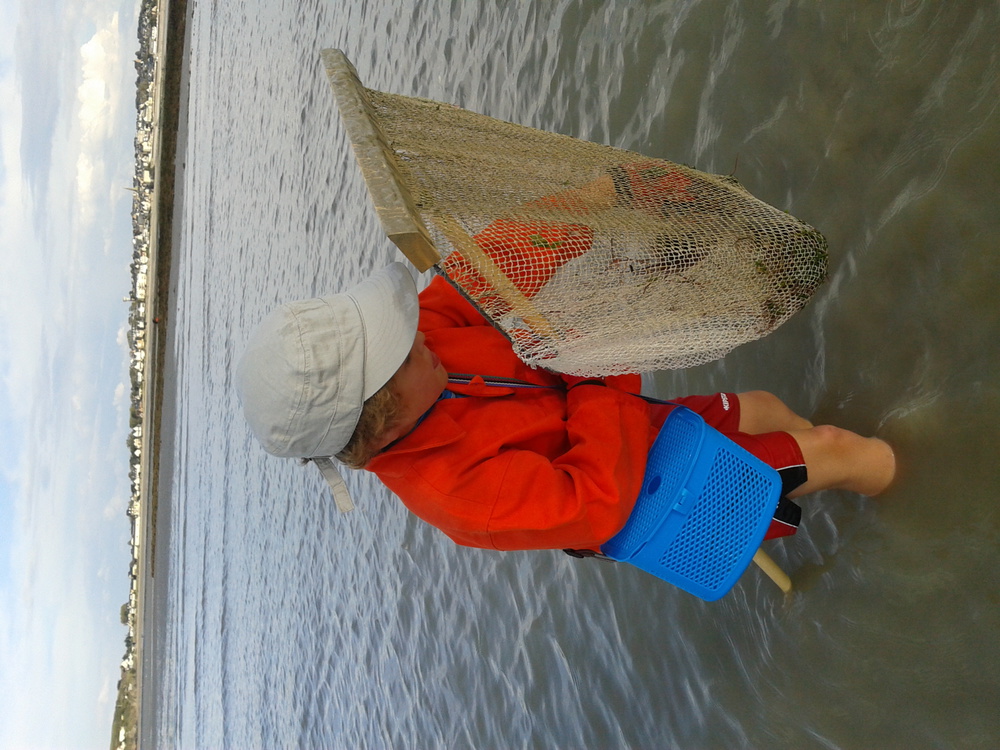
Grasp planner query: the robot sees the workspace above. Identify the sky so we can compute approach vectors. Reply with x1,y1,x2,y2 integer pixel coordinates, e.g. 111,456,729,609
1,0,141,746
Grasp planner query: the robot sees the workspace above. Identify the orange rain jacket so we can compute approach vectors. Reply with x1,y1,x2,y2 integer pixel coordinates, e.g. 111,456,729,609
366,276,668,552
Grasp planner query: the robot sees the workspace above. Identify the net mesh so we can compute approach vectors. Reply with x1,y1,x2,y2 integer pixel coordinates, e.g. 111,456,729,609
332,55,828,376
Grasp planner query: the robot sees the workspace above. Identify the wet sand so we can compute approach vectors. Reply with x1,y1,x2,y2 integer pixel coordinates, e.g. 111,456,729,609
135,0,190,746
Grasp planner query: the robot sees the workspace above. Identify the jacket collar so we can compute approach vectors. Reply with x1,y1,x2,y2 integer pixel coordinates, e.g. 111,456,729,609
368,405,466,463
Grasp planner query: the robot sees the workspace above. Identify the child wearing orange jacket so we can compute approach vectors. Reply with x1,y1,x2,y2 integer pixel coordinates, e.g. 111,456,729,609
236,263,895,553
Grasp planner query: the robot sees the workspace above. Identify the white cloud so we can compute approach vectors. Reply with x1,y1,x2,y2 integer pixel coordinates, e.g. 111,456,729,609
0,143,45,430
0,1,139,748
114,378,129,406
75,13,123,226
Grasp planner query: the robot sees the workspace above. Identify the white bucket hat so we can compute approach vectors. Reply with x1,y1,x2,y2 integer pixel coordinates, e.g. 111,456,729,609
235,262,419,510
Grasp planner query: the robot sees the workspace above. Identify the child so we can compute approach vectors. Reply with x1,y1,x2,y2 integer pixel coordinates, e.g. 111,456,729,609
236,263,895,554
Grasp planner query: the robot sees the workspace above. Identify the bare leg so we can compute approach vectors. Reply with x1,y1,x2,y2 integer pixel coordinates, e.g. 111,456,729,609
736,391,896,497
787,425,896,497
737,390,813,434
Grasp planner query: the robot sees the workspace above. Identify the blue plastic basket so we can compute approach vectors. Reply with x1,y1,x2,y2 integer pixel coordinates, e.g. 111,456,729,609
602,406,782,601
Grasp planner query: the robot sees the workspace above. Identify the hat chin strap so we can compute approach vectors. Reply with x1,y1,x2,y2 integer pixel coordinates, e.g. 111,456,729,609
312,456,356,512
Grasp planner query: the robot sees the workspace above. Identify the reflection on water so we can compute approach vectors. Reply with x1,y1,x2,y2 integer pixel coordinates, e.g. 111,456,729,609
157,1,1000,747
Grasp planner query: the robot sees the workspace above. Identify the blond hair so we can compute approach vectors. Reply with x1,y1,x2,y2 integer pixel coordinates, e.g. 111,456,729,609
335,381,403,469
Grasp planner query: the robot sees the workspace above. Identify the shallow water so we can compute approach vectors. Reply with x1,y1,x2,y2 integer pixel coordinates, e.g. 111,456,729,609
155,1,1000,747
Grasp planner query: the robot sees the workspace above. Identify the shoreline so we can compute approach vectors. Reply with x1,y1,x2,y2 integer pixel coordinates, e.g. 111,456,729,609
143,0,188,582
125,0,190,748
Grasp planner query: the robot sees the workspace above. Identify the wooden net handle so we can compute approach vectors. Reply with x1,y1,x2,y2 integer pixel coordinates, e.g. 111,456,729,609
753,549,792,594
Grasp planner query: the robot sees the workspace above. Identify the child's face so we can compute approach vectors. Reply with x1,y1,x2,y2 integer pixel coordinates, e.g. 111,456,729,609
385,331,448,439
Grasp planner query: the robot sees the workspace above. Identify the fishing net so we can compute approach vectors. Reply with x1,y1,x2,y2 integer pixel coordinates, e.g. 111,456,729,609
322,49,828,376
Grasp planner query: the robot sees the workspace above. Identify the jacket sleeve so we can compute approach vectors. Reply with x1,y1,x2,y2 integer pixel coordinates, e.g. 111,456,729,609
378,383,655,552
421,275,641,393
482,384,653,550
418,275,489,332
